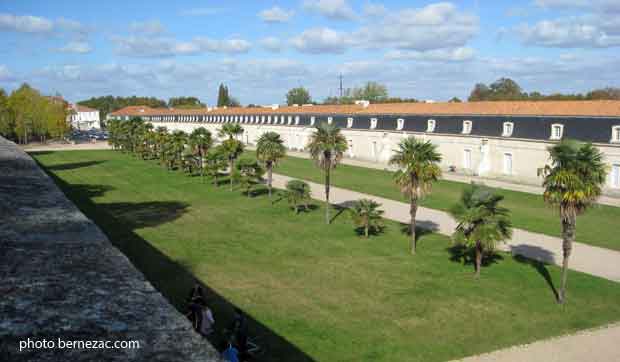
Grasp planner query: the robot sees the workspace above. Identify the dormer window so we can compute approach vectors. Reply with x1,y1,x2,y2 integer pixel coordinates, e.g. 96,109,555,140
502,122,514,137
550,123,564,140
267,115,272,124
396,118,404,131
347,117,354,128
462,120,472,134
294,116,300,125
310,116,316,126
611,126,620,143
288,116,293,125
427,119,436,132
370,118,378,129
327,117,333,125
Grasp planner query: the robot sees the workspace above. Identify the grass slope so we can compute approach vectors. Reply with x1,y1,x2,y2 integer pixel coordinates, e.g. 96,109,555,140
33,150,620,362
265,153,620,251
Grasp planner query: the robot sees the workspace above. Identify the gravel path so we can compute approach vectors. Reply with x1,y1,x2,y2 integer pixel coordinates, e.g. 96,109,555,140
270,173,620,282
450,323,620,362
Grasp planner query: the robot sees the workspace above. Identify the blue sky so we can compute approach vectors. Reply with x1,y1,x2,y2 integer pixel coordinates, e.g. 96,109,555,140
0,0,619,104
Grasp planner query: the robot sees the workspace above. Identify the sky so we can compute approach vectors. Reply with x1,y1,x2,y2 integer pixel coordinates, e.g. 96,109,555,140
0,0,619,105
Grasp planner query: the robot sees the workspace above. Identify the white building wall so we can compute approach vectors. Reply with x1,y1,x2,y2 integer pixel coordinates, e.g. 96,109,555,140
150,121,620,194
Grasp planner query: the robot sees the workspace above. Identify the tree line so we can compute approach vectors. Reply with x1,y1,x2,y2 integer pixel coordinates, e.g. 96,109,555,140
0,84,69,144
468,78,620,102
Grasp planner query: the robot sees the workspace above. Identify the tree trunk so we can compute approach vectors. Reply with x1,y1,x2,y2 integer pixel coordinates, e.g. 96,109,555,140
558,214,576,304
410,194,418,255
365,225,369,238
229,159,234,191
475,240,483,278
325,167,331,224
267,162,273,197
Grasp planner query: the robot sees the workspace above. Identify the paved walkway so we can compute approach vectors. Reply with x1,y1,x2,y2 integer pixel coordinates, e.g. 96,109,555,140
283,150,620,207
451,323,620,362
271,173,620,282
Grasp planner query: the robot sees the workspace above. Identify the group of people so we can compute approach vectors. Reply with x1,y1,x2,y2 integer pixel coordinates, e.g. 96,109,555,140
186,282,251,362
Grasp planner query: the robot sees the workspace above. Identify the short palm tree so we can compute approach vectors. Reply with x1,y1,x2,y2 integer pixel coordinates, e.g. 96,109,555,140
307,123,348,224
218,123,244,141
233,158,265,197
204,150,227,186
189,127,213,183
283,180,312,214
348,199,384,238
169,130,188,170
539,140,606,303
256,132,287,197
217,139,245,191
449,184,512,278
389,137,442,254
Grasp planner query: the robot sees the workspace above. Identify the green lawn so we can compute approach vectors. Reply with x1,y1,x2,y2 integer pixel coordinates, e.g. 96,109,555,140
266,153,620,251
33,150,620,362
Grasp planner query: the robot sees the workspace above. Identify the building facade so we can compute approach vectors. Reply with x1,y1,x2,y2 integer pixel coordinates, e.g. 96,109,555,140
69,104,101,130
109,101,620,193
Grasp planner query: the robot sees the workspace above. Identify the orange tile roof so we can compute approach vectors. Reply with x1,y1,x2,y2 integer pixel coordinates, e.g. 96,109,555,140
109,101,620,118
74,104,98,112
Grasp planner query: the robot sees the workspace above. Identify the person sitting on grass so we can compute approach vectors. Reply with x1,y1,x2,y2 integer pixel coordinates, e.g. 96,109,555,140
198,303,215,337
222,339,240,362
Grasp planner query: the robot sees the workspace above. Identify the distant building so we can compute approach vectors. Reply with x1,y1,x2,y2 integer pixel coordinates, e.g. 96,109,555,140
69,104,100,130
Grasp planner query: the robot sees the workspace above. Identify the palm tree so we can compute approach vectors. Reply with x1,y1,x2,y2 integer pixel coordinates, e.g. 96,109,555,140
218,123,244,141
204,150,227,186
233,158,265,197
348,199,384,238
389,137,442,254
539,140,606,303
256,132,286,197
283,180,312,214
218,123,245,190
169,130,188,170
449,184,512,278
307,123,348,224
189,127,213,183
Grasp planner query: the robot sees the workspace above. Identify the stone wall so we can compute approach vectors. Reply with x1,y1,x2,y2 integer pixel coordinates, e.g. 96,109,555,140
0,136,221,361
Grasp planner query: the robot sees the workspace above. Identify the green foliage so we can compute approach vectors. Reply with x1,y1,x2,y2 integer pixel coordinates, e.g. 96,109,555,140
286,87,312,105
168,97,205,108
448,97,462,103
216,83,240,107
204,149,227,186
77,95,166,121
348,199,384,237
217,137,245,190
189,127,213,182
2,83,69,143
389,137,442,253
468,78,620,101
449,184,513,277
233,158,265,197
307,123,348,224
256,131,287,196
218,123,244,139
282,180,312,214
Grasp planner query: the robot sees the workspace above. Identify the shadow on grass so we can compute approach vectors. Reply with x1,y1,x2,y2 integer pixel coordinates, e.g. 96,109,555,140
511,245,559,301
447,245,504,272
399,221,439,242
45,160,106,171
41,169,315,362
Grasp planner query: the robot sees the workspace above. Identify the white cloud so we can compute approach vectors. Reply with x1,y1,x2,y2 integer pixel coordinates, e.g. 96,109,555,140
385,47,475,62
260,37,283,52
0,65,14,81
0,13,54,33
130,20,164,35
518,16,620,48
113,36,251,57
57,41,92,54
259,6,294,23
290,3,478,54
291,27,350,53
303,0,357,20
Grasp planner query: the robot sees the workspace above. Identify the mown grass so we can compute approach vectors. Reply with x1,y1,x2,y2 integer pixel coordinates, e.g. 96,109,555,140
264,153,620,251
32,150,620,362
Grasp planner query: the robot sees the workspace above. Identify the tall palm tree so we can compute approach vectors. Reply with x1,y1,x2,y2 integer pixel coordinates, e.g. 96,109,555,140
307,123,348,224
218,123,244,141
389,137,442,254
539,140,606,304
348,199,384,238
449,184,512,278
205,150,227,186
256,131,286,197
218,123,245,190
189,127,213,183
169,130,188,170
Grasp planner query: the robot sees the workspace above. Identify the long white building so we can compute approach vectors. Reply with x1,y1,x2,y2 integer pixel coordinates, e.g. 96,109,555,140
109,101,620,193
